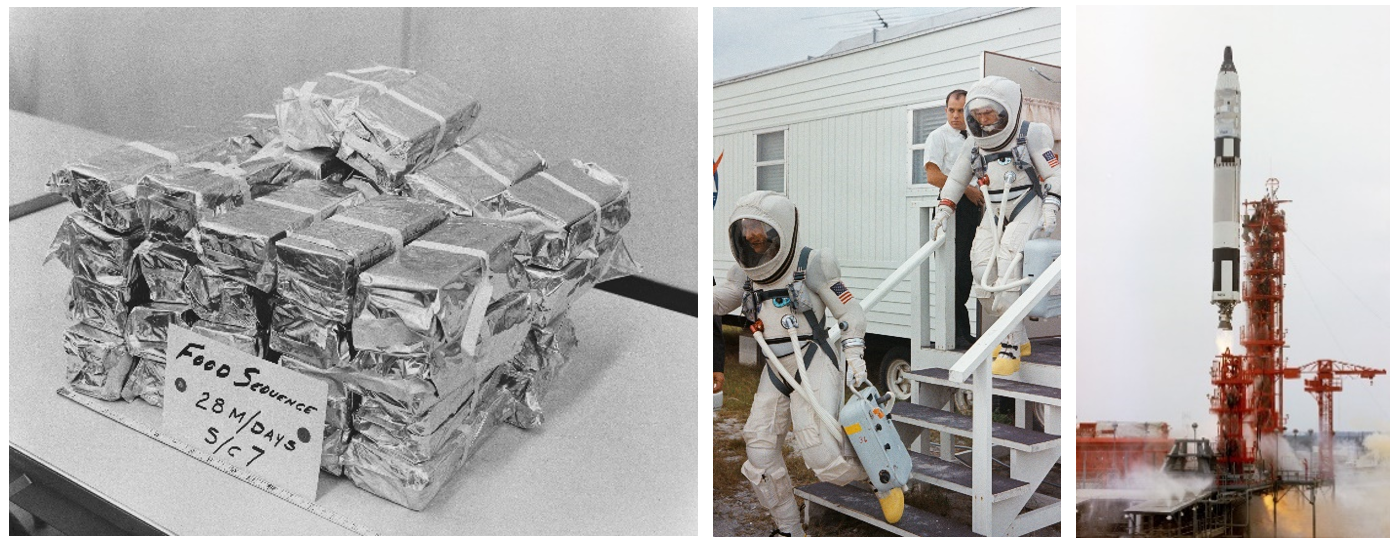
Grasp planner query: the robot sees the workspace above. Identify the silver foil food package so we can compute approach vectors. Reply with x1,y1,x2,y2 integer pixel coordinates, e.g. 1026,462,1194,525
432,216,531,297
353,377,474,444
275,196,448,321
345,350,472,420
62,323,136,401
269,298,351,370
187,266,267,330
356,289,533,391
197,181,366,291
527,234,641,324
485,173,602,271
46,127,234,233
350,217,530,361
341,425,472,511
189,319,262,358
279,356,359,476
526,257,591,325
352,386,476,464
400,130,545,215
135,240,201,305
124,303,196,361
346,290,533,432
342,363,519,510
46,212,145,290
276,66,418,151
137,163,252,242
67,276,133,336
121,357,166,407
238,138,351,196
538,159,632,240
224,113,281,148
336,72,482,187
593,232,642,284
497,316,578,429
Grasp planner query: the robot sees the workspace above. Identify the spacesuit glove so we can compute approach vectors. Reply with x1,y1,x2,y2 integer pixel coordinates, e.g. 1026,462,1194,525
845,353,867,390
1040,201,1059,237
933,203,955,239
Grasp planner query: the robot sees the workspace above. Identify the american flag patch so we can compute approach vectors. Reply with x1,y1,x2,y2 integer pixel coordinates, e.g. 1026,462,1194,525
1043,150,1060,168
831,281,853,305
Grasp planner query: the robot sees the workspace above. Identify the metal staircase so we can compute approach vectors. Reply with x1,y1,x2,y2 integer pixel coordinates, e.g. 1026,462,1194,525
794,209,1063,536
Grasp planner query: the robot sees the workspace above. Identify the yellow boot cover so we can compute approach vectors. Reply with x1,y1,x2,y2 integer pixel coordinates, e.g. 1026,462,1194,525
992,343,1021,376
877,487,904,524
992,340,1031,358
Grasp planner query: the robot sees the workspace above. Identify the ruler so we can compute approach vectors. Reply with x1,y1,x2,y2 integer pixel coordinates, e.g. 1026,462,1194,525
56,387,378,536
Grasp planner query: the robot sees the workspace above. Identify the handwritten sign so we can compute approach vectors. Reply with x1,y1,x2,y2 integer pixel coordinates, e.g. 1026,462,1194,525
162,326,328,498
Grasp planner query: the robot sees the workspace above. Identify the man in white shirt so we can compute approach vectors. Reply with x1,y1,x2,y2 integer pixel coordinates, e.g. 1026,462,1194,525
924,89,984,349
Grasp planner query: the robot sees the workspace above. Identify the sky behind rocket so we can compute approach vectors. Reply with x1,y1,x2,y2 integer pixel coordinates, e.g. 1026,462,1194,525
1075,6,1390,436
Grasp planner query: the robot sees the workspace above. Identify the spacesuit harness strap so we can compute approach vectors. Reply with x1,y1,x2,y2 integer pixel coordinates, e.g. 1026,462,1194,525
970,121,1049,225
759,247,841,397
794,247,841,374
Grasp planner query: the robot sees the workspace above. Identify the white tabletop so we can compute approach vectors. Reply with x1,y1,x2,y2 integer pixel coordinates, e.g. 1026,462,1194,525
8,114,699,535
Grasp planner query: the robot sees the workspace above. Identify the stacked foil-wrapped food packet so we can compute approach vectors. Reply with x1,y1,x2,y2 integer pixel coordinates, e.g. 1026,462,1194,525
44,65,640,510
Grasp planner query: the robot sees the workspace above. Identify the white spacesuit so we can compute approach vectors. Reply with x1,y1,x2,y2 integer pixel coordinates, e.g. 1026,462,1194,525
935,76,1061,376
714,191,869,537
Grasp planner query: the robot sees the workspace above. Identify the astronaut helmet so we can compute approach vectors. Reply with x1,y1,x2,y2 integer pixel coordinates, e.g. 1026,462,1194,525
964,76,1024,152
728,191,799,284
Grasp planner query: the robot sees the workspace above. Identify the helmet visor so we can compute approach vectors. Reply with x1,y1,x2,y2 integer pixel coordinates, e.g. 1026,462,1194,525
729,218,781,268
965,97,1010,138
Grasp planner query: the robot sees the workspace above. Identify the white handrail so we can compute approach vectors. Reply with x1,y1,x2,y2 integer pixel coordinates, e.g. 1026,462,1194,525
948,257,1062,383
860,234,948,311
828,234,948,345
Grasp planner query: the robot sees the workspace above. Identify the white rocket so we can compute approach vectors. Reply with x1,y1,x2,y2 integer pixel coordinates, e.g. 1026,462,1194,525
1212,46,1241,330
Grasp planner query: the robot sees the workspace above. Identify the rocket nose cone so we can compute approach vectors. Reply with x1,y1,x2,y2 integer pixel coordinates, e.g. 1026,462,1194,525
1221,46,1237,72
1224,46,1232,62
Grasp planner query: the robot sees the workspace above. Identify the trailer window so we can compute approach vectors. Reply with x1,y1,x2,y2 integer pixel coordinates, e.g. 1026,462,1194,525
755,130,785,192
910,106,947,185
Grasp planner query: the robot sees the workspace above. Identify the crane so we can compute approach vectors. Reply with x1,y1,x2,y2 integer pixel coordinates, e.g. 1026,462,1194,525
1282,360,1386,482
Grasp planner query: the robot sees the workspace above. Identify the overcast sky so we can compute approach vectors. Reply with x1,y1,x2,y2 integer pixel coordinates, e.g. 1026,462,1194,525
1075,6,1390,437
713,7,954,82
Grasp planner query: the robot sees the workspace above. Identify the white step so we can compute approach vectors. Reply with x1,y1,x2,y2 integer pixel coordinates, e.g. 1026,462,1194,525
907,450,1032,501
890,402,1060,453
795,482,978,537
907,368,1061,406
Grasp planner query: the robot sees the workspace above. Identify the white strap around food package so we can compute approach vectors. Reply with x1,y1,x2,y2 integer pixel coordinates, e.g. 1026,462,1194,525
458,281,494,358
575,159,626,188
325,71,389,95
293,81,321,103
385,89,447,147
403,173,454,203
329,214,404,249
407,239,494,357
256,196,320,215
186,162,247,180
538,172,601,214
345,65,398,75
453,148,512,187
283,231,349,263
409,240,490,261
126,141,179,164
